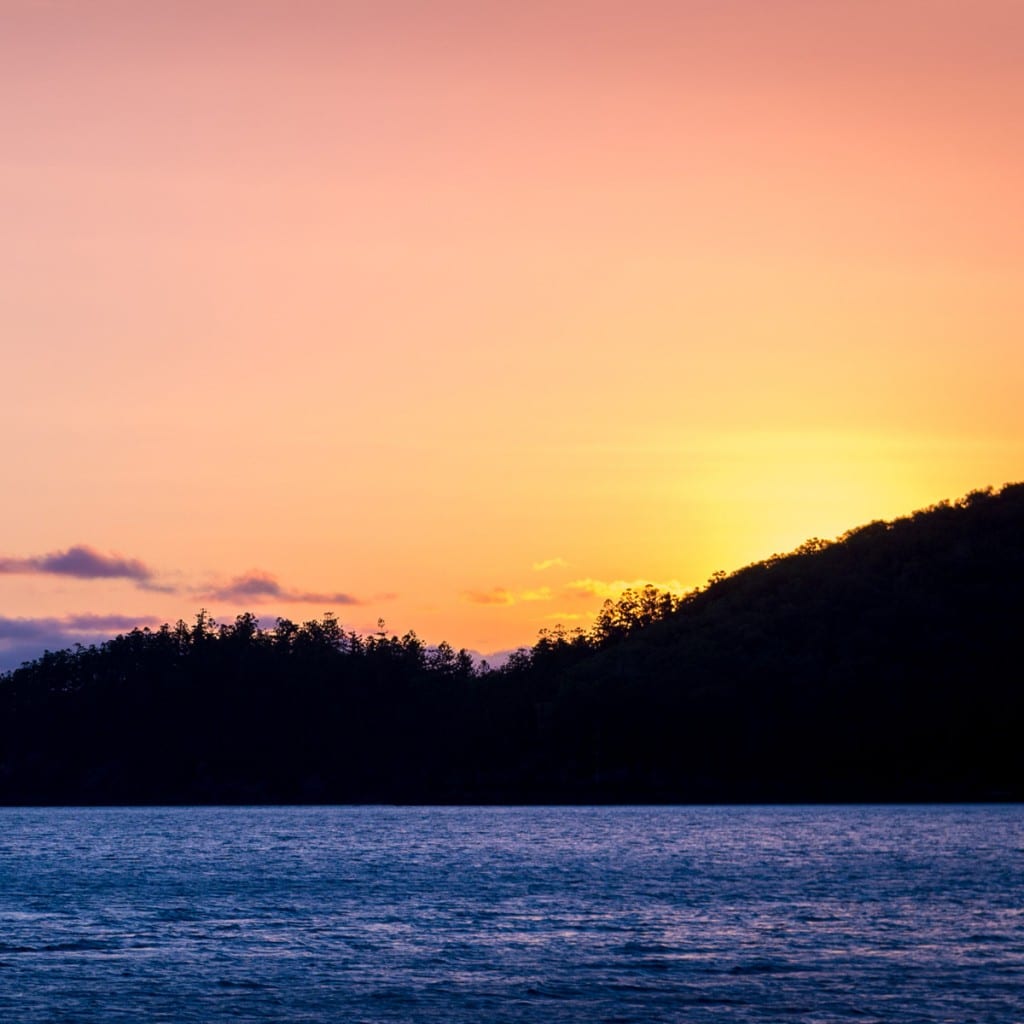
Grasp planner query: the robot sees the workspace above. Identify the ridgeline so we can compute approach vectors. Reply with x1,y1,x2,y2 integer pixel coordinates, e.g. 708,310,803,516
1,485,1022,804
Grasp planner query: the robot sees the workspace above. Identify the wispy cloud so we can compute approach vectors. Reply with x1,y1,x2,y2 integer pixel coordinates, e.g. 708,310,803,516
0,546,366,609
532,557,568,572
563,578,687,600
462,587,516,606
0,613,160,641
205,571,362,606
0,613,162,672
462,585,554,606
471,648,523,669
0,545,154,582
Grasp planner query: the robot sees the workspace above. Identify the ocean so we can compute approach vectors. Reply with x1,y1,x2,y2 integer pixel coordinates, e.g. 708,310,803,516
0,805,1020,1022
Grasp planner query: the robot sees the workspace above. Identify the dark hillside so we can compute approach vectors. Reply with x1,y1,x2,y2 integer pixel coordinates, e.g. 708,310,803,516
1,485,1022,803
521,485,1024,800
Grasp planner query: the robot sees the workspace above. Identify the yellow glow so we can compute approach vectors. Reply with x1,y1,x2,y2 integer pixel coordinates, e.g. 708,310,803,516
1,2,1022,662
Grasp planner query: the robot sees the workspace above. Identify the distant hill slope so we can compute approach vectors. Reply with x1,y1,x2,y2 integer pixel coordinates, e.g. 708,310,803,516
520,484,1024,801
1,484,1021,803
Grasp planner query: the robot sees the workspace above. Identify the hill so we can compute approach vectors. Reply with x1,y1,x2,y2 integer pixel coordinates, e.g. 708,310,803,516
516,484,1024,801
1,484,1022,803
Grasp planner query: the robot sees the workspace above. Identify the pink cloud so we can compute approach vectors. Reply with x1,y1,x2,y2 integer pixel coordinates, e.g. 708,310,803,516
0,544,153,582
206,570,362,605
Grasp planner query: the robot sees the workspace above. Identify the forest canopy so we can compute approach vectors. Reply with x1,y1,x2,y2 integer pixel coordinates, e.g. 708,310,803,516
1,484,1021,804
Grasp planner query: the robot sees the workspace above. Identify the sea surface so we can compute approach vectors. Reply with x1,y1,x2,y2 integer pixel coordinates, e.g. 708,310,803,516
0,805,1020,1022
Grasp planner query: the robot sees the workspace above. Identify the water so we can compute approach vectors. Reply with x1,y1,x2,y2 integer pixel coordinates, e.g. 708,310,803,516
0,806,1020,1022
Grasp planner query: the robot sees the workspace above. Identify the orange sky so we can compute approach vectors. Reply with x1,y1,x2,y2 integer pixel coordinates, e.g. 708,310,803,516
2,0,1022,667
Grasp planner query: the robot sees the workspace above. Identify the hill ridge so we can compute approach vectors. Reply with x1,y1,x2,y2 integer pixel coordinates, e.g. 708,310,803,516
1,483,1021,803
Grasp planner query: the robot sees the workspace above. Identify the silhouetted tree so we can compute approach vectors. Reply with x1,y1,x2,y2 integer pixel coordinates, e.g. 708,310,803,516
0,484,1021,803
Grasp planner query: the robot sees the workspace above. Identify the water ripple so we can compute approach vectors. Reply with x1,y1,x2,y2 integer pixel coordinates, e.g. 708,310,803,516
0,805,1019,1022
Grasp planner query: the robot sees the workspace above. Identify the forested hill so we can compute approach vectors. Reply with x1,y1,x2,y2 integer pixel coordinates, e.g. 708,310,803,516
1,484,1022,804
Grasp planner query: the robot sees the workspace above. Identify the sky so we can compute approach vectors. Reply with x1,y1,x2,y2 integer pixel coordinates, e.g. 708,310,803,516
2,0,1023,669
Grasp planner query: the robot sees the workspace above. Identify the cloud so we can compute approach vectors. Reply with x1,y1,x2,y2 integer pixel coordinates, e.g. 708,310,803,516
469,648,524,669
209,571,282,600
532,557,568,572
462,587,516,606
0,545,154,582
205,571,361,606
64,613,160,631
563,578,688,600
0,614,160,641
462,585,554,606
0,613,162,672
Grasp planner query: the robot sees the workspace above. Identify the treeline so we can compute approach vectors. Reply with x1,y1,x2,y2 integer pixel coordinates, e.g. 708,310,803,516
0,612,488,803
1,484,1022,803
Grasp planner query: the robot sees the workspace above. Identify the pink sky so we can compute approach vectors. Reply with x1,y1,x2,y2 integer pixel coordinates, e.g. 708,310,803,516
2,1,1023,666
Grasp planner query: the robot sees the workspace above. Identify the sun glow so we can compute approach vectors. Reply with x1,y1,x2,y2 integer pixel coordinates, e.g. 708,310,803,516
1,1,1023,666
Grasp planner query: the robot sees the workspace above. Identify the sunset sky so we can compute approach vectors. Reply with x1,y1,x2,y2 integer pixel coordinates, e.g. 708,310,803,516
2,0,1022,668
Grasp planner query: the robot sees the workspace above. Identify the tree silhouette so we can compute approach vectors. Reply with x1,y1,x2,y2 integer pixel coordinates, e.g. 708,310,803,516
0,483,1021,803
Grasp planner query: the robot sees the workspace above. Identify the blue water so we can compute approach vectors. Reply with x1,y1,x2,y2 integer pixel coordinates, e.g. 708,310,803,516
0,806,1020,1022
